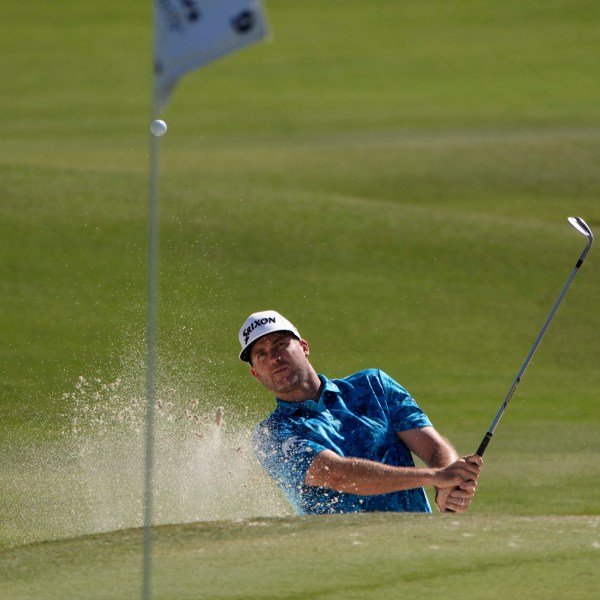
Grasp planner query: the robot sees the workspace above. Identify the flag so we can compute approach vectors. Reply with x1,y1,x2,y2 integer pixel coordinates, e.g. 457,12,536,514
154,0,269,110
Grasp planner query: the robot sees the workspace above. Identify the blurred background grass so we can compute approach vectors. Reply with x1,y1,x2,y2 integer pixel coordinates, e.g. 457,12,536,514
1,0,599,524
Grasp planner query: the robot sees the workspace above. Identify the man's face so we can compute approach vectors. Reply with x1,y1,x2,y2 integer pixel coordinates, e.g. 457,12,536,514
249,332,311,395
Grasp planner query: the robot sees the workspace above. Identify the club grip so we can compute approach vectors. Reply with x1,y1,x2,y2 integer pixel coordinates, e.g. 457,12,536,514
444,438,490,513
476,432,493,458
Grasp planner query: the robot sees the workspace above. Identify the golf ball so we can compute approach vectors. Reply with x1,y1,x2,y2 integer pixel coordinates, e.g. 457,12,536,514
150,119,167,137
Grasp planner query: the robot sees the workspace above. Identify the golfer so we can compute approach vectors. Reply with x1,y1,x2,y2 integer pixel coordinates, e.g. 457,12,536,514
239,310,482,515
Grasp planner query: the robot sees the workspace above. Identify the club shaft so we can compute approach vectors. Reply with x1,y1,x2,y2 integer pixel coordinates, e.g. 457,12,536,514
476,255,586,457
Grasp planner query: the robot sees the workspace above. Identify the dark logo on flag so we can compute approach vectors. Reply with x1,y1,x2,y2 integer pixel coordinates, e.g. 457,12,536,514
158,0,202,32
180,0,200,22
231,10,255,34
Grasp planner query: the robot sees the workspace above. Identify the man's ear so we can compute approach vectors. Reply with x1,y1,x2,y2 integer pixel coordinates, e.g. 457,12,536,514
249,366,259,380
299,339,309,356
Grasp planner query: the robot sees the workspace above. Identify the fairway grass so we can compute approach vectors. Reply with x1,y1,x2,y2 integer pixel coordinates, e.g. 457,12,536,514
1,1,599,597
2,0,599,436
1,514,599,599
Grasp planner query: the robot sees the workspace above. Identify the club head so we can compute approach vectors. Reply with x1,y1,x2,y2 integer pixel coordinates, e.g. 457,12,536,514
568,216,594,242
568,216,593,266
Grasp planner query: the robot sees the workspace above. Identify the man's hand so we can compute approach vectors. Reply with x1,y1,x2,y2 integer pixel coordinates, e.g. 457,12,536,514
432,454,482,513
435,479,478,512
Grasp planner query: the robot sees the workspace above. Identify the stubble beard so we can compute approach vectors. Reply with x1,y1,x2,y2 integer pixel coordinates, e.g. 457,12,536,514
267,362,310,395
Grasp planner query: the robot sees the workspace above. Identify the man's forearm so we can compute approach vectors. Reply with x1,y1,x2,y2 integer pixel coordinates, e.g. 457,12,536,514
427,437,459,468
398,427,459,468
304,450,437,495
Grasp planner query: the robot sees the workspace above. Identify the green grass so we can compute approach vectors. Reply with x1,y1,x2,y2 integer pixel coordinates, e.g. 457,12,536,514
1,0,600,595
2,514,600,599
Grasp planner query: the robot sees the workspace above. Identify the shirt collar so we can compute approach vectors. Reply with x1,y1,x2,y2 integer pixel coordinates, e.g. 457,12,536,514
275,374,340,414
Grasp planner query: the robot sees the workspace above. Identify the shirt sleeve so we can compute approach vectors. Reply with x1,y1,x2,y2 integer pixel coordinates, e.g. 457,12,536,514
376,370,432,432
253,417,325,494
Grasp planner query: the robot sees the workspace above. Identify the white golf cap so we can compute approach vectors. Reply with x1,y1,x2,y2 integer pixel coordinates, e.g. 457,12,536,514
239,310,301,362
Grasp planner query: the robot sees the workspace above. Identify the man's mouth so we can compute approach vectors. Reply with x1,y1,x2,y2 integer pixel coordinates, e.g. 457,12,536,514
272,365,289,376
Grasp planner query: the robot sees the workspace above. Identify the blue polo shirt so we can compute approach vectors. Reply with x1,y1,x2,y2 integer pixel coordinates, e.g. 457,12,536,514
253,369,432,515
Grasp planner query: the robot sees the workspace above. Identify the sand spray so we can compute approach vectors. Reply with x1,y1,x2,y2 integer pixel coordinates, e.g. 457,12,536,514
1,352,290,546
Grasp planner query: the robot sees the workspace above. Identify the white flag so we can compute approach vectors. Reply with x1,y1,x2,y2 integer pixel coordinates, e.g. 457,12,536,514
154,0,269,109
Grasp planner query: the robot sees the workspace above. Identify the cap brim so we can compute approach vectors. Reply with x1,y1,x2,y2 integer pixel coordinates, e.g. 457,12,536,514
239,330,300,363
240,344,253,363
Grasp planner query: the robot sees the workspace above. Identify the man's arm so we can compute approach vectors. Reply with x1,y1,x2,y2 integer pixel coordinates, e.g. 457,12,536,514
399,426,481,512
303,448,480,496
398,426,459,467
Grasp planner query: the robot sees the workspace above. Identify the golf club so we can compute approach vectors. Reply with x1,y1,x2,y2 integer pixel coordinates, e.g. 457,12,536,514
446,217,593,513
476,216,593,457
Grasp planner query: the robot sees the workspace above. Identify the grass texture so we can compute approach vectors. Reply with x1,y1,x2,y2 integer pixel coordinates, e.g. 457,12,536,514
1,0,599,596
2,514,600,599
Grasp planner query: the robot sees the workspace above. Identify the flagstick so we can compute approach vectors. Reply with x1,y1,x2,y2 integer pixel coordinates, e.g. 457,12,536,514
143,107,160,600
144,3,270,596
